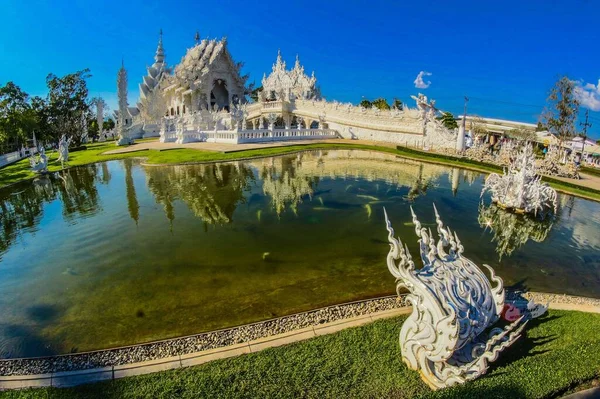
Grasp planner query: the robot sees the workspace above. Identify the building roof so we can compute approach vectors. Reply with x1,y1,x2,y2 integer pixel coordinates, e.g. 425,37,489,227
171,37,247,90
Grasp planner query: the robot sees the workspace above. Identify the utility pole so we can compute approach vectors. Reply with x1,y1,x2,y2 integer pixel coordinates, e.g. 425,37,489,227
580,110,592,163
462,96,469,129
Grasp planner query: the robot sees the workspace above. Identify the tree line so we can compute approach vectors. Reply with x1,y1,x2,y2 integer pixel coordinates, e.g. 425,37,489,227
0,69,114,154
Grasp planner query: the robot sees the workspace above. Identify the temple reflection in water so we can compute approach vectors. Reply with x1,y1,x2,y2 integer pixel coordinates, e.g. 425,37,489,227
142,150,475,221
2,150,600,358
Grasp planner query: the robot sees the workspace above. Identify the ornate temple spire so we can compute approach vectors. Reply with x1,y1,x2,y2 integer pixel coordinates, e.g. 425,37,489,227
116,60,132,146
117,61,128,120
195,30,200,44
154,29,165,65
294,54,301,69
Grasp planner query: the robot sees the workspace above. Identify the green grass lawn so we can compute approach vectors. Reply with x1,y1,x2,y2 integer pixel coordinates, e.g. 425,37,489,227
3,310,599,398
2,140,600,202
581,165,600,178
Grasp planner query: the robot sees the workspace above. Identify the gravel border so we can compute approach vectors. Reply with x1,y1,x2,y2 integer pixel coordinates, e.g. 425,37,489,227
1,291,598,377
0,296,408,376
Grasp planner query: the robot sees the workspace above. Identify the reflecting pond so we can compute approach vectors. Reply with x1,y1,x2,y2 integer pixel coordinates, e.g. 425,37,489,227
0,149,599,357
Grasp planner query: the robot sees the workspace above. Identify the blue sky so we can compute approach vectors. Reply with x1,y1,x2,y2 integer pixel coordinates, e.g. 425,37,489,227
1,0,599,139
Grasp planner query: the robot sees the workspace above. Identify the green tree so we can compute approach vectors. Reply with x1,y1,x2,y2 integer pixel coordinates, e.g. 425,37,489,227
0,82,33,152
542,76,580,145
508,127,537,142
103,118,115,132
45,69,92,146
30,96,51,142
536,121,547,132
359,99,372,108
392,98,403,110
438,112,458,130
372,98,391,110
249,85,262,102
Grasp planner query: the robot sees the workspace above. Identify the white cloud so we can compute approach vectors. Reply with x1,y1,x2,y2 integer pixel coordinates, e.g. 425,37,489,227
414,71,432,89
574,79,600,111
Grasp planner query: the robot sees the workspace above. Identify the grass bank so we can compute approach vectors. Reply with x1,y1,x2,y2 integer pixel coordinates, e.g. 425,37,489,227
581,165,600,178
2,140,600,202
3,310,599,398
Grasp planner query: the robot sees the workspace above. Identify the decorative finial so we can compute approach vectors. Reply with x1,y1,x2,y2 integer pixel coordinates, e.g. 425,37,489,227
155,29,165,64
195,30,200,43
121,57,124,68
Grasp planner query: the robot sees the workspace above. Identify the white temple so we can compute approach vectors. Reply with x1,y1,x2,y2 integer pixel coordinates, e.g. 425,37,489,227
118,31,461,150
261,51,320,101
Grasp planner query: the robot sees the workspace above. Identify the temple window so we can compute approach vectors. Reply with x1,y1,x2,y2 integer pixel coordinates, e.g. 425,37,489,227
183,105,186,114
177,106,180,115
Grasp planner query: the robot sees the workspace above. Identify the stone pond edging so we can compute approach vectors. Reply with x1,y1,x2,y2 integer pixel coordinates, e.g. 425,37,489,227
0,292,599,390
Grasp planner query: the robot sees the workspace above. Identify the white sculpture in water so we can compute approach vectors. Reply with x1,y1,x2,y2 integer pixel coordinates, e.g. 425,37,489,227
482,144,557,216
384,206,536,390
29,147,48,173
57,135,72,168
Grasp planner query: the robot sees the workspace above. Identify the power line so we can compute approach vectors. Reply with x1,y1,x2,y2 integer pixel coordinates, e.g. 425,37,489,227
467,96,544,108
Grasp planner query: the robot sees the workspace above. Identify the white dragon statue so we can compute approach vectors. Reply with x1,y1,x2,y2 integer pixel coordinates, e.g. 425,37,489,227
384,205,545,390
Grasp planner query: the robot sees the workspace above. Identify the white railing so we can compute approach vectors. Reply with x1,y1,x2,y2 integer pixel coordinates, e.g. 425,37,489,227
159,129,177,143
159,127,338,145
261,101,286,110
237,128,337,143
0,148,38,168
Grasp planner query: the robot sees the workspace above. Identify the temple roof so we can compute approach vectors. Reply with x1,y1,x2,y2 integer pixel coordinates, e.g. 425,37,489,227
172,37,247,91
262,51,318,100
138,31,169,102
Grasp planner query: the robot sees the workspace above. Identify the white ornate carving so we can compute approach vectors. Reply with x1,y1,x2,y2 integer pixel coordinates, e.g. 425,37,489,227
261,51,319,101
96,99,104,140
482,144,558,215
116,61,133,146
29,147,48,173
57,135,72,168
138,30,169,105
536,145,580,179
384,206,530,390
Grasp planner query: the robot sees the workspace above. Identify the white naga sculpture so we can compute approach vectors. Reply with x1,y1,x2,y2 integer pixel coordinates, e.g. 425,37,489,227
482,144,557,215
384,206,544,390
29,147,48,173
57,135,72,168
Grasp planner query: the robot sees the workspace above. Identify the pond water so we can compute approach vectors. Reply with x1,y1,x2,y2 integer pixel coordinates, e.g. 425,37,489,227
0,149,599,358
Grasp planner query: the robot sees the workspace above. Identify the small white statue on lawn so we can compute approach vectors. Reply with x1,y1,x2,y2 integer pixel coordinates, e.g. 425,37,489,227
57,135,72,168
29,147,48,173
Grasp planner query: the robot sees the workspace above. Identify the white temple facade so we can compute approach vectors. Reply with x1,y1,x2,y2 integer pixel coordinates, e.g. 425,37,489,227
261,51,319,101
120,31,459,150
